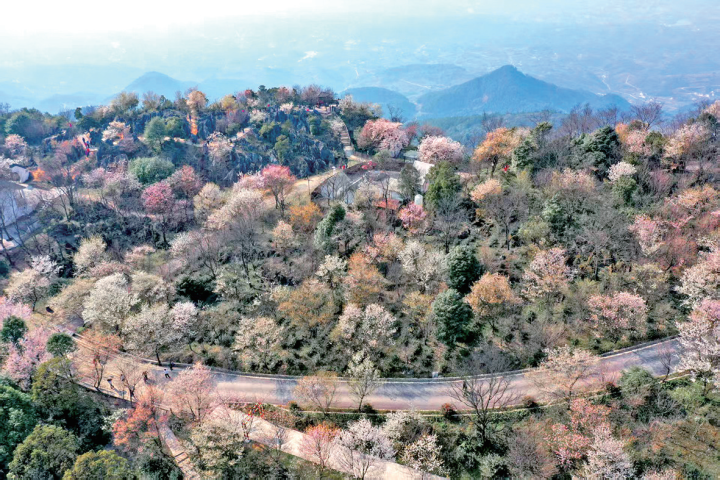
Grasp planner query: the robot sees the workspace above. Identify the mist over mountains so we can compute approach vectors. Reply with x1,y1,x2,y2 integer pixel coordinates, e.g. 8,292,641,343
415,65,631,119
1,1,719,116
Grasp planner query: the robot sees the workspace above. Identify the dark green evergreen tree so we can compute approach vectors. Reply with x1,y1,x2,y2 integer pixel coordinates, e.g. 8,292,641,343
446,245,484,294
433,289,474,346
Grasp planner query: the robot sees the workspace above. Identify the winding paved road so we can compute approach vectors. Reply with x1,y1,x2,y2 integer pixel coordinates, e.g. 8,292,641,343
68,335,680,480
75,333,681,411
201,338,681,410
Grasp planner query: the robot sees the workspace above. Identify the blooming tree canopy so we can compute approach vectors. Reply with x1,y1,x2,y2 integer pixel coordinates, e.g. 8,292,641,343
397,203,427,234
418,135,464,164
677,298,720,384
401,433,445,476
82,273,137,332
357,119,409,157
471,178,502,203
122,302,198,364
608,161,637,182
335,303,397,351
4,134,27,158
166,362,219,423
73,236,108,276
587,292,648,339
547,398,612,468
300,424,339,473
535,346,599,399
2,327,52,389
473,127,526,176
337,418,395,479
259,164,296,213
398,240,446,292
466,273,519,316
522,248,573,299
141,182,175,215
664,123,709,160
233,316,284,369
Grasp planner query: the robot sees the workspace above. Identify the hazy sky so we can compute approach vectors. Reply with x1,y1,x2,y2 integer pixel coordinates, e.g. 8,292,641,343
3,0,719,111
5,0,718,36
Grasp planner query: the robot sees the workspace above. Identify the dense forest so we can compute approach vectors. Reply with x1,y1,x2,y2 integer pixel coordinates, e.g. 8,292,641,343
0,85,719,478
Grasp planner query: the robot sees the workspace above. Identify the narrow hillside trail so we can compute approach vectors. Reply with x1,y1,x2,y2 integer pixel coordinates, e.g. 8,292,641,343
157,421,203,480
320,107,372,163
264,109,369,205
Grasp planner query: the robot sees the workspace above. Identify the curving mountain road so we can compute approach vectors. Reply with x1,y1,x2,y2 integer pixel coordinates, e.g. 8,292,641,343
204,338,681,410
68,335,680,479
77,335,681,411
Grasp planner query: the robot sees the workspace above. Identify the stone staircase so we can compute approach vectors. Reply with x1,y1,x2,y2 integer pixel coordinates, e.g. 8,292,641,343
158,421,202,480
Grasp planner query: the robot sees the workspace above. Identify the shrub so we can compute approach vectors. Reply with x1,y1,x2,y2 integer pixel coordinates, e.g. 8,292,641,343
129,157,175,185
288,401,302,414
441,403,458,421
0,260,10,278
521,395,539,409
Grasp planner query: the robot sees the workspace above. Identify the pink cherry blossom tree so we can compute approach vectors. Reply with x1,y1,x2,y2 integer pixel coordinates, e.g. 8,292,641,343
522,248,573,300
546,398,612,469
625,129,652,156
167,165,203,199
0,297,32,330
398,203,427,234
4,134,28,158
418,135,464,164
142,182,176,245
356,119,409,157
587,292,648,340
300,424,339,475
259,164,296,214
166,362,219,423
2,327,52,389
629,214,666,256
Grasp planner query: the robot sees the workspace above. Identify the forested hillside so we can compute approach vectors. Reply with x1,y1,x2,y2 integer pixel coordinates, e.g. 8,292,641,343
1,83,720,478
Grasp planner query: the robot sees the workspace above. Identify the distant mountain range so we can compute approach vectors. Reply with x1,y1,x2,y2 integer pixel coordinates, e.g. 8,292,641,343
346,64,475,100
111,72,257,103
118,71,196,100
415,65,631,118
3,65,633,123
341,87,417,121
